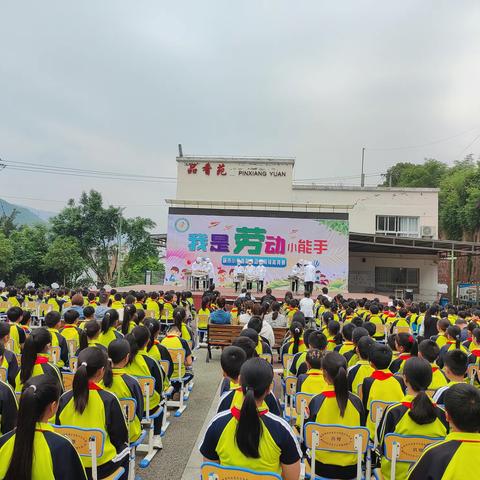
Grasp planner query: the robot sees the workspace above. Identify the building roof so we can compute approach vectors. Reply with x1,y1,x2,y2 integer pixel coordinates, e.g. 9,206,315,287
293,184,440,193
176,155,295,165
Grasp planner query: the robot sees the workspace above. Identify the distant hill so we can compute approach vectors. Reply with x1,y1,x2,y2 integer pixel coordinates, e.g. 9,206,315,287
0,199,55,226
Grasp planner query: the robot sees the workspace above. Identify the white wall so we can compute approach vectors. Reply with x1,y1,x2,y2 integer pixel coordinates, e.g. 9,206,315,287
349,252,439,302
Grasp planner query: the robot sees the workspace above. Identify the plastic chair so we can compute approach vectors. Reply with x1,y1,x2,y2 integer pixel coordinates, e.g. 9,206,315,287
382,433,443,480
375,323,387,341
53,425,125,480
145,309,156,319
70,356,78,373
5,338,15,353
157,358,172,435
49,345,61,365
468,364,479,385
135,376,164,468
200,462,282,479
293,392,314,437
0,366,7,383
119,397,147,480
63,372,75,391
303,423,370,480
283,376,297,421
67,339,78,358
166,348,190,417
260,353,273,364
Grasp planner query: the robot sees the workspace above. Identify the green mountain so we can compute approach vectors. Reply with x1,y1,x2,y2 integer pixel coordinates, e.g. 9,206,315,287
0,199,46,225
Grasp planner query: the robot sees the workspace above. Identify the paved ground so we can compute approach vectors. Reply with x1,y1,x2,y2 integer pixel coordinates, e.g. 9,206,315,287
137,348,222,480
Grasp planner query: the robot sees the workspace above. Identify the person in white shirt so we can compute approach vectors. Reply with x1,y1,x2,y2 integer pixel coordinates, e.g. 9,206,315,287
233,260,244,292
255,260,267,293
206,258,215,288
304,261,316,295
299,291,315,327
191,256,206,290
242,315,275,348
244,260,257,290
321,286,332,302
290,263,301,293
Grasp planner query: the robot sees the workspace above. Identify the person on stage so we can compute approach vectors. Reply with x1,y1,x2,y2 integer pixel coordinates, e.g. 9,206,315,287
233,260,244,293
290,262,301,293
244,260,256,291
304,261,316,295
255,260,266,293
206,258,215,288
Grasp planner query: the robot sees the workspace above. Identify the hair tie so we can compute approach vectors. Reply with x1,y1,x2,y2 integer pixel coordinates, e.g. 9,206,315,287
28,385,37,393
408,335,414,343
81,362,88,367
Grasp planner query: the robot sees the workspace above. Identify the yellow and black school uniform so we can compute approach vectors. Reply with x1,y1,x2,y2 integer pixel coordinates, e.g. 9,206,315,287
160,334,192,380
1,349,19,388
6,322,25,355
111,300,123,310
134,301,145,312
306,386,366,479
389,353,413,374
335,341,356,357
6,297,21,308
296,368,327,394
160,301,174,322
0,379,17,434
217,384,281,416
46,327,69,368
15,354,63,393
429,364,449,391
47,296,63,313
389,317,411,334
180,323,195,350
347,351,360,368
0,422,87,479
432,333,448,349
433,380,467,406
288,350,308,376
280,339,306,377
361,370,405,436
100,369,144,443
377,394,448,480
97,327,123,349
146,341,173,380
145,299,160,319
201,400,301,475
326,336,339,352
437,342,468,369
406,431,480,480
60,324,83,353
369,314,386,340
347,360,374,395
56,382,129,476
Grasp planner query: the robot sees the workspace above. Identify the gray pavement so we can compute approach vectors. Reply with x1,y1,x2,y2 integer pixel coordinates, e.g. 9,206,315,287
137,348,222,480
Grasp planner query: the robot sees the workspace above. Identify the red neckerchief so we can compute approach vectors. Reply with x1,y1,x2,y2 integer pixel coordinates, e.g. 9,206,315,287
401,401,412,408
321,391,336,398
307,372,323,376
432,366,439,372
63,325,76,329
231,406,268,420
471,350,480,358
446,341,455,345
371,370,394,380
154,340,160,345
35,356,49,365
88,381,102,391
20,325,29,331
399,353,412,361
327,339,336,343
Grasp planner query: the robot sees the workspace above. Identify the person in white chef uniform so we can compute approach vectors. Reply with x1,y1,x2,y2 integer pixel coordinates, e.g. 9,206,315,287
192,256,206,290
244,260,256,291
303,261,316,295
206,257,215,288
255,260,267,293
233,259,244,292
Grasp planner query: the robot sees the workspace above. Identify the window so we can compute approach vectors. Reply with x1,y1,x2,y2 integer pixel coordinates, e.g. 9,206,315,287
376,215,419,237
375,267,420,293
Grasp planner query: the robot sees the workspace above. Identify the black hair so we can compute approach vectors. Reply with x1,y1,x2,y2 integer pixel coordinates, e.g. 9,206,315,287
240,328,259,346
44,311,61,329
20,328,52,385
101,309,119,334
83,305,95,318
403,357,436,424
351,316,364,327
78,320,101,352
362,321,376,337
446,325,461,349
236,358,273,458
352,327,369,345
143,318,161,350
103,339,131,388
472,327,480,344
369,344,393,370
306,349,323,369
303,328,315,348
0,321,10,340
357,336,375,360
125,325,150,364
437,318,450,332
121,304,137,335
418,339,440,363
173,307,186,331
444,349,468,376
232,336,257,359
289,321,303,354
322,352,349,416
247,316,263,334
370,305,379,315
221,346,247,380
63,309,79,325
308,331,328,351
4,375,61,480
73,347,107,413
444,383,480,432
327,321,342,345
342,323,355,342
6,307,22,323
20,311,31,326
291,311,306,327
396,332,418,355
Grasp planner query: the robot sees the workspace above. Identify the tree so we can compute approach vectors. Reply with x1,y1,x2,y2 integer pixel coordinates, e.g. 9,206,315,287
43,236,87,286
382,159,448,188
0,209,18,238
0,232,13,278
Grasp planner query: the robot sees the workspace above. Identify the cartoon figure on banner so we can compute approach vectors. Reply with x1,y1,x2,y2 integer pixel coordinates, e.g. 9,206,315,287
167,266,180,283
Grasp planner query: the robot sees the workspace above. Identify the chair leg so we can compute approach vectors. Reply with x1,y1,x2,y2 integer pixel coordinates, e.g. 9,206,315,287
161,403,170,436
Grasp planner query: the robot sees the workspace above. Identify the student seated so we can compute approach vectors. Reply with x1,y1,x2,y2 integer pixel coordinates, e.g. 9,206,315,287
377,357,448,480
0,322,19,388
418,339,448,391
296,349,327,394
437,325,468,368
361,344,405,436
44,311,69,369
290,330,326,376
346,327,370,367
280,322,306,372
243,315,275,348
101,340,144,443
200,357,301,479
240,328,272,357
0,344,17,434
390,333,418,374
209,297,231,324
407,383,480,480
56,347,129,479
4,307,26,354
347,335,375,394
0,375,86,480
97,309,123,349
325,321,342,351
120,304,138,336
143,318,173,381
76,320,107,355
334,322,356,356
306,352,366,479
15,328,63,393
60,309,83,353
431,318,450,349
433,350,468,405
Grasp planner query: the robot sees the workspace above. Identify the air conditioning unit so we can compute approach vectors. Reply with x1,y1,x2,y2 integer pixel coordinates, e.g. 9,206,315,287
420,225,434,238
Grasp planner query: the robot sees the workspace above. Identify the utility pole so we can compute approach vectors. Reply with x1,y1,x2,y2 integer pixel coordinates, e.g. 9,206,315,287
117,207,126,287
446,248,457,303
361,147,365,187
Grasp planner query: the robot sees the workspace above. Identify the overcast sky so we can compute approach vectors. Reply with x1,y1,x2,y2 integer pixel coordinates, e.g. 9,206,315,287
1,1,480,232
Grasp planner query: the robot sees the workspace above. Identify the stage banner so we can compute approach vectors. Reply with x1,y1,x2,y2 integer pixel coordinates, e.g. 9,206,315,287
165,210,349,292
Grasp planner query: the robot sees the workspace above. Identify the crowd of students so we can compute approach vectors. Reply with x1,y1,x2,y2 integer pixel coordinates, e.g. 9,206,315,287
0,286,196,479
200,291,480,480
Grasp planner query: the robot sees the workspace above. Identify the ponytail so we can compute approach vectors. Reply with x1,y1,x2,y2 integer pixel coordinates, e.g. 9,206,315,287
125,325,150,364
447,325,461,349
78,320,101,352
290,321,303,354
322,352,349,417
409,391,437,424
73,347,107,413
173,307,186,331
5,375,61,480
143,318,160,350
20,328,51,385
101,309,119,334
122,305,137,335
235,358,273,458
104,339,131,388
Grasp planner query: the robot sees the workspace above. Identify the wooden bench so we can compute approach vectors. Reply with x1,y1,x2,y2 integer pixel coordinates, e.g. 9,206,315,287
206,324,288,362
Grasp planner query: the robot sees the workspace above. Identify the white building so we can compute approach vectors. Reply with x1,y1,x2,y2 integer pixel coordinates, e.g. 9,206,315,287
169,155,445,301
